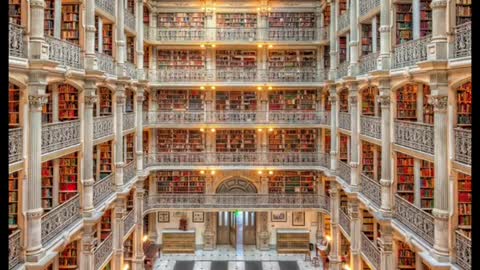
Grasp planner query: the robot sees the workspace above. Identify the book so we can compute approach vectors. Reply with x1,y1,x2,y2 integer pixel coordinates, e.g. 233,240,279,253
420,160,434,212
9,172,19,231
58,84,79,121
9,83,20,128
154,171,206,193
99,141,112,179
59,153,78,203
456,82,471,128
396,84,417,121
396,4,413,44
59,241,78,269
457,172,471,237
396,153,414,203
42,161,54,211
9,0,21,25
99,87,113,116
61,4,80,44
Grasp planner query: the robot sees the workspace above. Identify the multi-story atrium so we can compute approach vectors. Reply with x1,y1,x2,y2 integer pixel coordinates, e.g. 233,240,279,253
8,0,471,269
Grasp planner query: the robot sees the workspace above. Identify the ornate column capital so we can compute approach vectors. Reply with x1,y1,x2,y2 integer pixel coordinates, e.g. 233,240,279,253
85,95,98,107
30,0,46,8
348,95,358,104
116,95,126,104
26,208,44,219
432,208,449,220
430,0,447,9
428,95,448,113
329,96,337,103
376,95,391,108
378,25,390,33
29,95,49,110
347,200,359,218
136,95,145,103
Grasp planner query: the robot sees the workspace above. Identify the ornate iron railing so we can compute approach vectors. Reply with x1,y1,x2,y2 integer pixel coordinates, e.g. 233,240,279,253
123,113,135,131
95,0,115,16
144,152,206,166
94,233,113,270
360,116,381,139
156,28,205,41
394,120,434,154
339,112,351,130
123,210,136,237
147,68,207,82
337,160,351,184
125,11,136,31
268,111,322,124
394,194,434,246
361,233,380,270
265,152,324,167
123,160,136,185
339,208,351,237
9,230,22,270
144,111,205,125
9,128,22,164
455,230,472,270
93,116,114,140
267,28,316,41
393,35,431,69
338,13,350,31
215,27,257,41
9,23,25,58
41,120,81,154
454,128,471,165
337,61,349,79
45,36,83,69
41,195,81,246
360,174,381,208
266,69,320,82
216,68,258,82
359,52,378,74
212,111,259,123
319,27,329,42
96,53,115,75
359,0,380,18
454,21,471,58
125,62,137,79
93,174,114,207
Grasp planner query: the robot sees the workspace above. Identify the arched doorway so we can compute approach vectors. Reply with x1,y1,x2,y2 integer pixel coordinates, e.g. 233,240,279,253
216,178,257,193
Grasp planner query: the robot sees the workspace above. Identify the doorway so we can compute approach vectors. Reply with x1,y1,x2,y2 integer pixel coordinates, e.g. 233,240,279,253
216,211,256,248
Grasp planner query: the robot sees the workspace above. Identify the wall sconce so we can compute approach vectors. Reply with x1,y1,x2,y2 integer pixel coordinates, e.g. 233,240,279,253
258,170,263,175
268,128,274,132
210,170,216,175
269,171,274,175
210,128,216,132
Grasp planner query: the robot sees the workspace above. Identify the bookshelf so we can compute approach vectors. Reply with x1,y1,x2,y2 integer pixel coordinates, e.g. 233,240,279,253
267,49,316,69
9,83,20,128
127,36,135,64
216,50,257,68
42,161,54,211
158,50,205,69
127,0,134,14
162,231,196,253
102,23,113,56
143,91,149,112
376,146,382,182
423,85,434,124
143,131,149,155
9,0,22,25
268,171,316,194
339,36,347,63
340,191,348,213
156,89,204,111
456,82,471,128
339,89,349,112
95,16,99,52
59,153,78,204
126,191,134,212
362,142,374,179
362,210,374,240
457,172,471,238
396,4,413,44
101,210,112,240
93,145,98,181
9,172,19,231
157,13,205,28
144,6,150,25
268,129,316,152
339,134,349,162
420,0,432,37
217,13,257,28
324,129,331,154
144,46,150,69
339,0,347,15
396,153,414,203
361,24,373,55
59,241,78,270
456,0,471,25
154,171,206,193
216,130,257,152
324,214,331,237
397,242,415,269
125,134,135,163
268,12,316,28
324,91,331,111
396,84,417,121
216,91,257,111
61,4,80,44
125,89,134,113
99,142,112,179
277,231,310,254
268,89,316,111
157,129,205,152
58,84,79,121
361,87,378,116
43,85,53,124
124,235,134,261
340,234,350,263
324,46,330,70
323,6,331,27
99,87,112,116
420,160,434,212
44,0,55,36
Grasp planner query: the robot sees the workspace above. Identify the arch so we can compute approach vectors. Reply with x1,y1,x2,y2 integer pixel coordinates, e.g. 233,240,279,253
96,83,116,94
360,86,380,116
215,177,258,194
47,79,83,93
450,76,471,91
391,79,429,94
8,76,27,90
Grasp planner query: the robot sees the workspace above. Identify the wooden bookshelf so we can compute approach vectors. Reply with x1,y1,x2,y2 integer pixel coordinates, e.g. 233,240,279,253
125,133,135,163
362,142,375,179
162,231,196,253
268,89,316,111
339,0,347,15
396,84,417,121
361,87,378,116
101,210,112,240
9,83,20,128
44,0,55,36
9,172,19,231
362,210,374,240
396,153,414,203
396,4,413,44
216,50,257,68
157,13,205,28
457,172,471,238
324,129,331,154
216,91,257,111
58,84,79,121
339,36,347,63
397,242,415,269
456,0,471,25
43,85,53,124
376,145,382,182
127,36,135,64
143,6,150,25
95,16,99,52
420,160,434,212
9,0,22,25
42,161,54,211
93,145,98,181
420,0,432,37
217,13,257,28
268,12,315,28
361,24,373,55
456,81,471,128
324,46,330,70
340,234,350,263
124,235,134,260
277,231,310,254
157,129,205,152
268,129,316,152
324,91,331,111
216,129,257,152
268,171,316,194
323,6,331,27
144,46,150,69
59,241,78,270
154,171,206,194
267,49,316,69
156,89,204,111
125,89,134,113
143,131,149,155
143,91,149,112
102,23,113,56
59,153,78,204
340,191,348,213
61,4,80,44
423,85,433,124
324,213,331,237
99,142,112,179
99,87,113,116
339,134,349,162
339,89,349,112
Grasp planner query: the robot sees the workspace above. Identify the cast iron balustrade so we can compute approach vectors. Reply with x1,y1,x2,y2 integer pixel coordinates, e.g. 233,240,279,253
454,21,471,58
123,210,136,237
360,116,381,139
268,111,322,124
359,52,378,74
267,28,316,41
123,113,135,131
93,174,114,207
455,230,472,270
394,120,434,154
156,28,205,41
393,35,431,69
9,128,22,164
95,0,115,16
93,116,114,140
216,68,258,82
144,111,205,125
9,230,22,270
339,112,351,130
454,128,471,165
41,120,81,155
338,13,350,31
212,111,259,124
125,62,137,79
361,232,380,270
360,174,382,208
337,160,351,184
9,23,25,58
266,69,320,82
96,53,115,75
215,27,257,41
41,194,81,246
144,152,206,166
359,0,380,18
337,61,349,79
148,68,207,82
394,194,435,246
94,233,113,270
123,160,136,185
45,36,83,69
125,11,136,31
339,208,351,236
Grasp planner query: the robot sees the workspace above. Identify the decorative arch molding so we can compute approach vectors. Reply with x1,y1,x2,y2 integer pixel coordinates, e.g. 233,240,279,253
8,75,28,89
96,83,116,93
390,79,430,93
358,85,379,95
450,77,471,91
47,79,83,92
215,177,258,194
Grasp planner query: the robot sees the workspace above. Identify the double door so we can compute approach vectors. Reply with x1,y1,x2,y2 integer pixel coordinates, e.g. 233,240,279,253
217,211,256,247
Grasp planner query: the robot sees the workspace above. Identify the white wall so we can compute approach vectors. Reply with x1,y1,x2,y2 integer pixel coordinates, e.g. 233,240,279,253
155,210,206,245
267,210,318,245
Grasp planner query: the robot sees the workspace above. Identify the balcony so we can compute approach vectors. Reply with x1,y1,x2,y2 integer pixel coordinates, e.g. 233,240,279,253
268,111,328,125
215,28,257,42
394,194,434,246
93,116,114,141
148,69,208,82
144,111,204,125
337,160,351,184
339,208,351,237
361,233,380,270
266,69,321,83
216,68,258,82
359,0,380,18
123,160,136,185
45,36,84,69
9,23,25,58
41,194,82,246
9,230,22,270
123,210,136,237
96,53,115,75
95,0,115,16
338,112,351,131
125,11,136,31
337,61,349,79
455,230,471,270
360,174,381,208
42,120,81,155
156,28,206,42
454,21,471,59
454,128,471,166
125,62,137,79
94,233,113,270
9,128,22,164
360,116,381,140
338,13,350,32
393,35,431,69
123,113,135,131
359,52,378,75
394,120,434,155
93,174,114,207
213,111,259,124
267,28,316,42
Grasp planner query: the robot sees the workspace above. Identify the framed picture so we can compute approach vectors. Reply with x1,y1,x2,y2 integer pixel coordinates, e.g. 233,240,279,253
271,211,287,222
292,211,305,226
158,211,169,223
192,212,204,223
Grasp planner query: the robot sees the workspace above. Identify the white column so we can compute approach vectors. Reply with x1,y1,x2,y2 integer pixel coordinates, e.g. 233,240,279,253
329,86,338,171
112,198,125,270
379,223,394,270
427,0,448,60
85,0,97,70
115,85,126,186
372,16,378,53
82,80,97,216
136,0,145,79
148,212,157,241
348,0,359,76
116,0,126,76
349,83,360,188
378,0,391,70
412,0,421,39
53,0,62,38
97,17,103,53
328,182,342,270
29,0,49,60
136,87,145,172
348,199,361,270
413,158,421,207
132,183,145,270
328,0,338,80
80,223,96,270
378,79,393,214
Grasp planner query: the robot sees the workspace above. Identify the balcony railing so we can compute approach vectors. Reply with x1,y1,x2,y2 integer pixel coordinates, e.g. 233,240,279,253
339,112,351,130
454,128,471,165
123,160,136,185
96,53,115,75
9,23,25,58
42,120,81,155
145,194,329,211
125,62,137,79
9,128,22,164
45,36,83,69
393,35,431,69
9,230,22,270
93,174,114,207
454,21,471,58
94,233,113,270
148,68,208,82
268,111,323,125
213,111,259,124
93,116,114,140
361,233,380,270
216,68,258,82
125,11,136,31
455,230,472,270
359,0,380,18
319,27,329,43
144,111,205,125
156,28,206,41
339,208,351,237
359,52,378,74
266,69,321,82
337,61,349,79
360,174,381,208
360,116,381,139
41,194,81,246
268,28,316,41
394,194,434,246
123,113,135,131
338,13,350,31
337,160,351,184
394,120,434,155
215,27,257,41
95,0,115,16
123,210,136,237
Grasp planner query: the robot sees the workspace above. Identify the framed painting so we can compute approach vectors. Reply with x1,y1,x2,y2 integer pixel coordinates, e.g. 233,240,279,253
292,211,305,226
192,211,204,223
158,211,169,223
271,211,287,222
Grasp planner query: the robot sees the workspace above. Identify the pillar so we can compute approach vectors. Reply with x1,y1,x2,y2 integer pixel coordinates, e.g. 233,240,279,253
136,0,145,79
348,199,361,270
53,0,61,38
97,17,103,53
29,0,49,60
112,198,125,270
84,0,97,70
116,0,126,76
348,0,359,76
316,212,324,242
372,16,378,53
378,78,393,214
378,0,391,70
82,80,97,216
132,182,145,270
257,212,270,250
329,86,338,171
148,212,157,241
349,82,360,189
80,223,96,270
115,85,126,186
136,87,145,172
203,212,217,250
428,0,448,60
328,0,338,80
328,182,342,270
379,222,394,270
412,0,421,39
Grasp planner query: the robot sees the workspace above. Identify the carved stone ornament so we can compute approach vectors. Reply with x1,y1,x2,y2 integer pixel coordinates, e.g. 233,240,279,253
85,95,98,106
116,95,126,104
428,95,448,112
381,242,393,252
349,96,358,104
29,95,49,108
376,95,391,106
136,95,145,102
378,25,390,33
30,0,45,8
26,208,44,219
432,208,449,220
329,96,338,103
430,0,447,8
